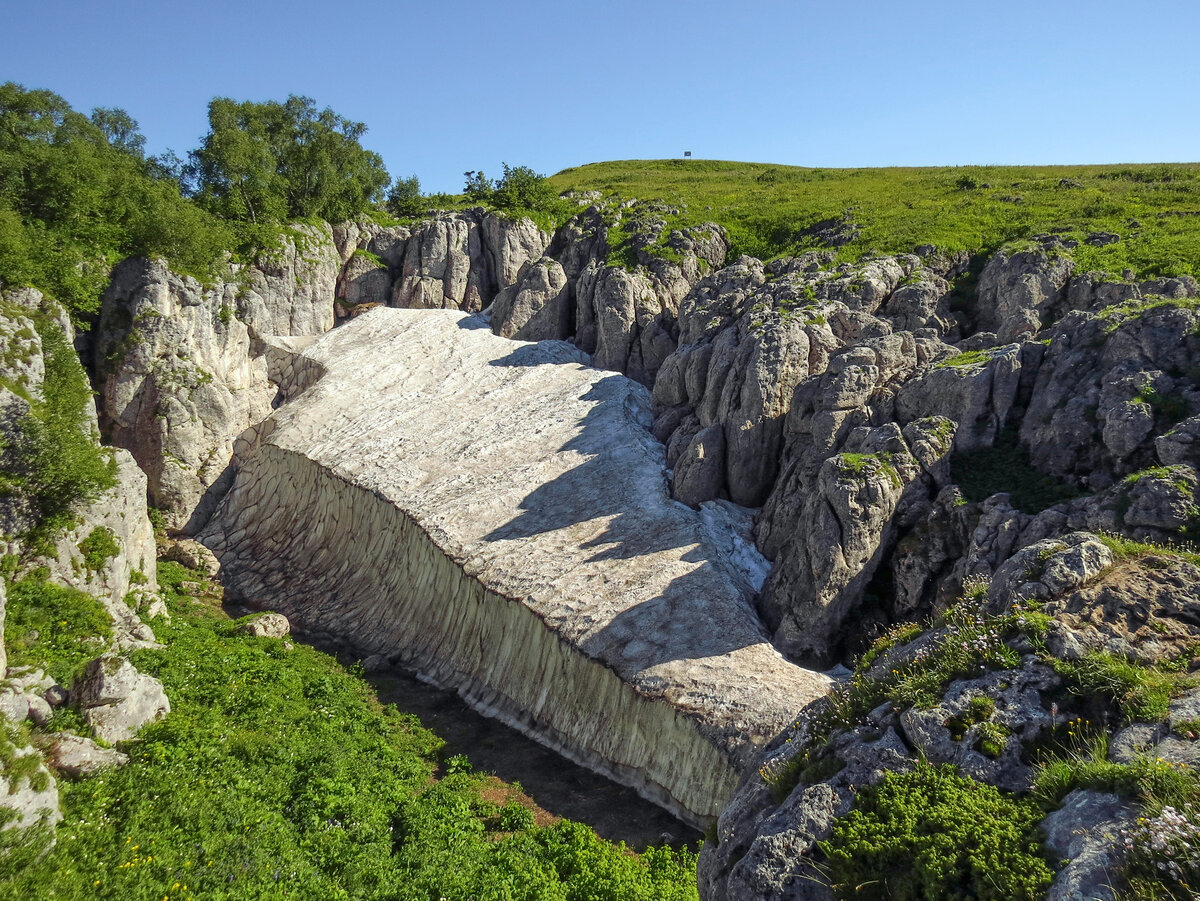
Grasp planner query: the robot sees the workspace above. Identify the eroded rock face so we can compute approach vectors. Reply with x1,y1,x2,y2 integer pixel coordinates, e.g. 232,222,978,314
1020,302,1200,487
201,307,830,825
393,210,549,313
95,227,343,531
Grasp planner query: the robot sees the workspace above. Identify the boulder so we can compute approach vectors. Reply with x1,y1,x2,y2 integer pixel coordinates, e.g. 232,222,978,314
239,613,290,638
50,733,129,778
73,654,170,744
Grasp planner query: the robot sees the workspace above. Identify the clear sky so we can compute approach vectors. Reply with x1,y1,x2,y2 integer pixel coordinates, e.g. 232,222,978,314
3,0,1198,194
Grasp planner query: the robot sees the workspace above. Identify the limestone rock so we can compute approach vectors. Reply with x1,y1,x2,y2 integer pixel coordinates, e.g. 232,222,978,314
1042,791,1134,901
575,262,676,386
975,247,1075,342
1158,414,1200,468
239,613,290,638
94,258,273,531
1020,303,1200,486
895,343,1025,452
73,654,170,744
95,228,341,532
161,538,221,579
236,221,339,336
35,450,159,646
394,210,549,313
985,533,1114,613
201,307,830,826
50,733,129,778
0,737,59,834
672,425,726,508
489,258,571,341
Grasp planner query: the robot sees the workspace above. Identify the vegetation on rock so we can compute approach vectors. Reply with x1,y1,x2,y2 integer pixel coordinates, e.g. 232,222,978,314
0,303,116,546
822,762,1053,901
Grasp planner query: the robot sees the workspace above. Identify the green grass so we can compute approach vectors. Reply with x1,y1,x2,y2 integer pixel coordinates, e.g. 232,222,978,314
937,349,994,368
2,572,114,684
548,160,1200,277
1096,531,1200,567
0,562,700,901
1052,651,1193,725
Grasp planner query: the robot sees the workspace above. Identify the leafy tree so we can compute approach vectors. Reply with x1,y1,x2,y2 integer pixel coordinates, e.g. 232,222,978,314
492,163,558,213
89,106,146,158
386,173,424,217
463,169,493,204
189,95,389,225
463,164,564,220
0,82,232,320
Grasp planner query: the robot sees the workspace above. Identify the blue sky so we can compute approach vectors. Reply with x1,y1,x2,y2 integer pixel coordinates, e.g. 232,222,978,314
3,0,1198,194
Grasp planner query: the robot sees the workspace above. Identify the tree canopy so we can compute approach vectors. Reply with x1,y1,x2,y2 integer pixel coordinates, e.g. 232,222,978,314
0,82,233,319
189,95,390,226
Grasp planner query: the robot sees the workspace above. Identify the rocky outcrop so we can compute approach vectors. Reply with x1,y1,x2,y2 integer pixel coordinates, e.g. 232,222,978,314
752,331,956,662
35,451,159,646
975,245,1075,342
0,725,60,834
699,540,1200,901
391,210,550,313
1020,299,1200,489
95,225,343,531
201,307,830,826
489,258,571,341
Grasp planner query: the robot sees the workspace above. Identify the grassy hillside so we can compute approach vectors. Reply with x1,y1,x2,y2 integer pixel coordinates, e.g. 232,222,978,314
0,561,699,900
548,159,1200,277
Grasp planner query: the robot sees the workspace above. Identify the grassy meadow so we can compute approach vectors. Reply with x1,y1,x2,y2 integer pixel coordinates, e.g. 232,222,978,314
547,159,1200,277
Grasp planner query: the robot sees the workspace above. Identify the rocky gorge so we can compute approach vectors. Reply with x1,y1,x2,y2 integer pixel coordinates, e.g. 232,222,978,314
3,186,1200,898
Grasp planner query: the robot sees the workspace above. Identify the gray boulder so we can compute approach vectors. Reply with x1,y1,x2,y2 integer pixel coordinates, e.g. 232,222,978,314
73,655,170,744
489,258,571,341
975,247,1075,342
50,733,129,778
1042,791,1135,901
239,612,290,638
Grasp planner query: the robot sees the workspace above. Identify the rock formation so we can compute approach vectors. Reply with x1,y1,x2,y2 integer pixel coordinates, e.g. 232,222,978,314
201,307,830,826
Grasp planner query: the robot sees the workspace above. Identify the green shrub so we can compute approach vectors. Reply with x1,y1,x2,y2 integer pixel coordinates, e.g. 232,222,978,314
0,310,117,547
822,763,1052,901
1052,651,1189,724
77,526,119,573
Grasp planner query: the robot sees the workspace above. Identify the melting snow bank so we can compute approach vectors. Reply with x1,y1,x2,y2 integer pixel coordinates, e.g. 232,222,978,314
201,308,830,826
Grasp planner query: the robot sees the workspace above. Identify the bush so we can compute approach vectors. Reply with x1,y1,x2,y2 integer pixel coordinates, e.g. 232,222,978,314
0,309,116,547
821,763,1052,901
385,173,424,217
77,526,119,572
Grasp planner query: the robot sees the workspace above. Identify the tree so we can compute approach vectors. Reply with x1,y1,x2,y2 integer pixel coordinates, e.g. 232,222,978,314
89,107,146,159
188,95,389,225
492,163,557,213
0,82,232,320
386,174,423,217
